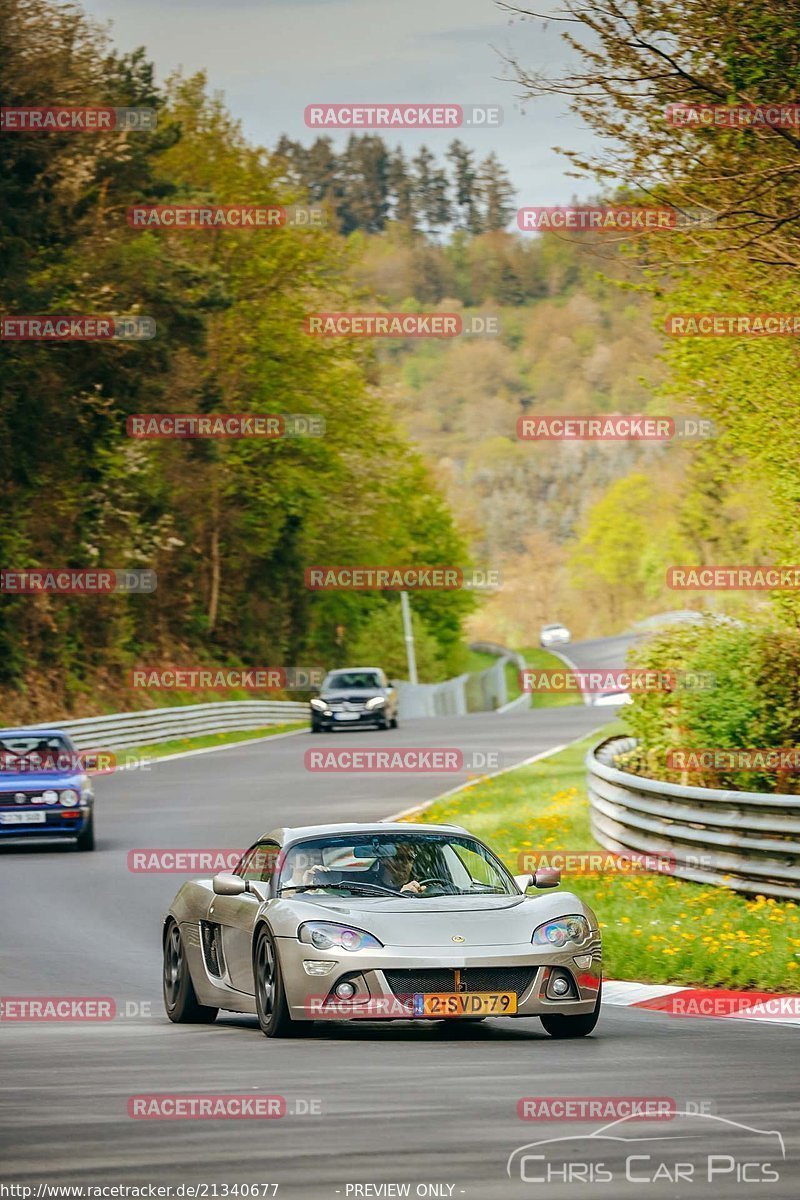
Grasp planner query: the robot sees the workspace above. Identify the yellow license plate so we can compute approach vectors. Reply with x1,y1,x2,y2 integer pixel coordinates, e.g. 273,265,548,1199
413,992,517,1017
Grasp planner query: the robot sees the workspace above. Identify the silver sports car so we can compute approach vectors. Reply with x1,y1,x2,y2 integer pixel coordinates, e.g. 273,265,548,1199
162,821,602,1038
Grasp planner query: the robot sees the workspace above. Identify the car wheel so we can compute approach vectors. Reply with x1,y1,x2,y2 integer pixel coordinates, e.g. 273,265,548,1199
75,813,95,852
540,982,601,1039
390,716,399,729
254,926,298,1037
162,920,218,1024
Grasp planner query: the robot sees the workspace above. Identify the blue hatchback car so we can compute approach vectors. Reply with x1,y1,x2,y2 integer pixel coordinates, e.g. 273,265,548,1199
0,728,95,850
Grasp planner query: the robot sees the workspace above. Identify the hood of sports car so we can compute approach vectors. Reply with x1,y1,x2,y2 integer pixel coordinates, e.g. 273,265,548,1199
282,892,576,947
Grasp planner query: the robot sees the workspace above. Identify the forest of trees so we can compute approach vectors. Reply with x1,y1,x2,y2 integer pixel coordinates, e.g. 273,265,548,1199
274,135,516,235
5,0,798,719
0,0,477,719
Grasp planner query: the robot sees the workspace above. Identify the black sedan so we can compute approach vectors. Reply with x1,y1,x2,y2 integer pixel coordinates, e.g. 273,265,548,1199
310,667,399,732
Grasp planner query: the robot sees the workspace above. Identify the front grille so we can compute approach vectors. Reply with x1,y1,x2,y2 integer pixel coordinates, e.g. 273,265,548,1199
383,967,537,998
328,699,366,710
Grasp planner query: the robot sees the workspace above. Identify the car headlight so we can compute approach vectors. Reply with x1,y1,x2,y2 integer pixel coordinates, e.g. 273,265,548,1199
310,698,329,711
533,915,591,948
298,921,383,952
42,790,59,805
60,789,79,807
365,696,386,710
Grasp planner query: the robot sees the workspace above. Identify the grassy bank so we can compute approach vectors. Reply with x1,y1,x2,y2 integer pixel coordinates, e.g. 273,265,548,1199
411,727,800,991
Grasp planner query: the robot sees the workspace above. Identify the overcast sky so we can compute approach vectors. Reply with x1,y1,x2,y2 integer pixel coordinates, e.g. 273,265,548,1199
85,0,600,207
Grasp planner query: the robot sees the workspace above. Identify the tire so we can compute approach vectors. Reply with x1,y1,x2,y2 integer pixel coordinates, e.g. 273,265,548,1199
253,926,298,1037
75,812,95,852
540,982,601,1039
390,715,399,729
162,920,218,1024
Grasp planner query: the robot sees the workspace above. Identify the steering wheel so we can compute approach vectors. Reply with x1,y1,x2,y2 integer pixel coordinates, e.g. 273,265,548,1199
415,876,451,889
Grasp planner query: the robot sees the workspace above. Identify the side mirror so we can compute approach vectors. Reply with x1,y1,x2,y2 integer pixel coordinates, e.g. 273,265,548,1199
533,868,561,889
212,872,247,896
513,869,561,892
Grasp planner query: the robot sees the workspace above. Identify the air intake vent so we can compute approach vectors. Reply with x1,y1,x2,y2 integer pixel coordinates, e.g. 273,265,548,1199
200,921,226,977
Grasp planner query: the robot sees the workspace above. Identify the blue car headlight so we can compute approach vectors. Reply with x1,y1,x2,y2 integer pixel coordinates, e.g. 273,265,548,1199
533,915,591,948
298,921,383,952
60,789,80,807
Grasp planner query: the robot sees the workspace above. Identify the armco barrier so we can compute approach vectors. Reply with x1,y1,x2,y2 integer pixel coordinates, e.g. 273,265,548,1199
396,642,528,719
587,736,800,900
33,700,309,751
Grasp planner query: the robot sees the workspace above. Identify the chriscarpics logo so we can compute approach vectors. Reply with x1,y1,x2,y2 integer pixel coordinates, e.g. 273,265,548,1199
507,1111,785,1188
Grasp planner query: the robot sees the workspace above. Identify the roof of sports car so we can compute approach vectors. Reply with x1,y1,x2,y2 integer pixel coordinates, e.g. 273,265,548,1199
263,821,470,843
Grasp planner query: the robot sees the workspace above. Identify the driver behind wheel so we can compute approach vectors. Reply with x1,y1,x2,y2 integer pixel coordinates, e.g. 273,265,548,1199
375,841,429,894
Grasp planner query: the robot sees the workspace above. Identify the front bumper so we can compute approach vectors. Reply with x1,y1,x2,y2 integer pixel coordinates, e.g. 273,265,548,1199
0,804,90,843
277,936,602,1021
312,709,386,728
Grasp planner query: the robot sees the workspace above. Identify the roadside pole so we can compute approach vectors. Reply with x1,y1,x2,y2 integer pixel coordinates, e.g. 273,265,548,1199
400,590,418,684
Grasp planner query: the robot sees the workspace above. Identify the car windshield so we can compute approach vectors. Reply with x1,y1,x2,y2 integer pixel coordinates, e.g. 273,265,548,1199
0,734,76,773
278,831,516,897
323,671,382,690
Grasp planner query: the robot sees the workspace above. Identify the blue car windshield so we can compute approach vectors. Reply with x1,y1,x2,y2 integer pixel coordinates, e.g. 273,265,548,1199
0,735,77,774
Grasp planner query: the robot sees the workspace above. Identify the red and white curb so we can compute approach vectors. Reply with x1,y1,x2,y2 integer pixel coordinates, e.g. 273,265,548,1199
605,979,800,1025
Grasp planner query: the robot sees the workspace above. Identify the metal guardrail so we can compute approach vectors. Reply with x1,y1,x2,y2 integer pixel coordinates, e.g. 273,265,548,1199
587,736,800,900
36,641,526,742
396,642,527,719
34,700,309,751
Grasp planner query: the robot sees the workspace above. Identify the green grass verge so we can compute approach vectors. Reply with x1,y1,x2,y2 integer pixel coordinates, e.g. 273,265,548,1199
120,723,307,763
411,725,800,991
518,647,583,709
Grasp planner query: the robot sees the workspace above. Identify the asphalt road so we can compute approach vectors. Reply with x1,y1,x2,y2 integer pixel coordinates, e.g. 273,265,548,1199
1,697,798,1199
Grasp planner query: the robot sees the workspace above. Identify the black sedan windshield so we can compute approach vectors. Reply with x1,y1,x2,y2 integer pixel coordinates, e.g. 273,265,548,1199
322,671,382,690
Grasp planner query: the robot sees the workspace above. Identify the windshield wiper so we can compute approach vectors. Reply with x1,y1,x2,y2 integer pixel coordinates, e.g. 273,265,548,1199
279,881,399,897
